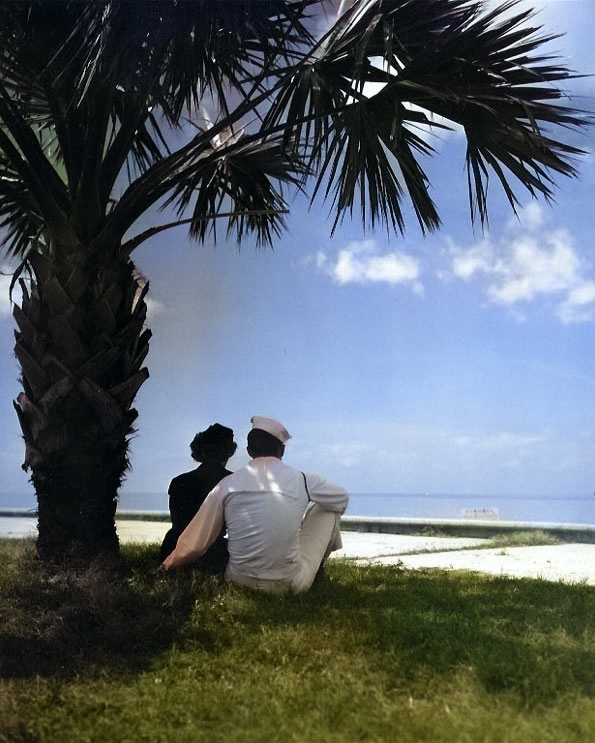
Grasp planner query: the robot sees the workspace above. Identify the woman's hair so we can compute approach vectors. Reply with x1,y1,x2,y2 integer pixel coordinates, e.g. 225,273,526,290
190,424,237,463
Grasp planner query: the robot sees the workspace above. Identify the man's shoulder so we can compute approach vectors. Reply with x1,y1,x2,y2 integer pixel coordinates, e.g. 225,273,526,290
220,458,297,485
254,457,300,476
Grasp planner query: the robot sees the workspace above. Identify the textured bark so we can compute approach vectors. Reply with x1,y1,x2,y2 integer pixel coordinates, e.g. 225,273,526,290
12,248,150,563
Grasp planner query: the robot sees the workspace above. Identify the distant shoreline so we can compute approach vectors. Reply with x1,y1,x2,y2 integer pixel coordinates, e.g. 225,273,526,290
4,491,593,526
2,510,594,544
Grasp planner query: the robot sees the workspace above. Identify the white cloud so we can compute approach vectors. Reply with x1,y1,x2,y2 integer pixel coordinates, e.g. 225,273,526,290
316,239,423,292
321,440,373,468
453,430,550,452
449,237,493,281
558,280,595,324
486,232,580,304
447,203,595,323
145,295,166,320
514,200,544,231
0,271,14,318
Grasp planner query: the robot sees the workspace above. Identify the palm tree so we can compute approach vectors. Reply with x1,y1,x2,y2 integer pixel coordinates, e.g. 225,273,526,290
0,0,589,565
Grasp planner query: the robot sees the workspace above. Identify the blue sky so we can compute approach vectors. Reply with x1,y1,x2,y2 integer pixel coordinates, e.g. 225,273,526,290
1,1,594,508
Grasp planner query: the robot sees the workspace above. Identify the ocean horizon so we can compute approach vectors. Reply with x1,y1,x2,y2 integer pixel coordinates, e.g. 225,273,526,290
2,490,594,526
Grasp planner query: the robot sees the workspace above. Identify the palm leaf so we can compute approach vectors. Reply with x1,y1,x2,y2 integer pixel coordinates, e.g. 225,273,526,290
162,134,308,247
266,0,589,233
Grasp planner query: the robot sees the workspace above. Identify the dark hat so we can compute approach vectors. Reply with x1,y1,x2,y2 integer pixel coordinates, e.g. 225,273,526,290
199,423,234,446
190,423,236,461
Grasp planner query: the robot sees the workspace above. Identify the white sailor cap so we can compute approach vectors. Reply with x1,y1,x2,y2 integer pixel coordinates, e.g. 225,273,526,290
250,416,291,444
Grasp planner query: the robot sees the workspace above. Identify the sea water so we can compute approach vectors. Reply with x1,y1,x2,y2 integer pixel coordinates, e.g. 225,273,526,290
346,492,594,524
2,490,593,527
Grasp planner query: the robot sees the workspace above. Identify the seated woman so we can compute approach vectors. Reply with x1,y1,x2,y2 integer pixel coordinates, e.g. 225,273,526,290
159,423,236,574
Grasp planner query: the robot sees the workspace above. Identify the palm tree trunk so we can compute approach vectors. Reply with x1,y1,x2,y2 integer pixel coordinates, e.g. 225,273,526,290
12,246,150,564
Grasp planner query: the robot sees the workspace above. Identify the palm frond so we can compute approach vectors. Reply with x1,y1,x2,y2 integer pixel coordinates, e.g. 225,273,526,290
0,0,591,257
163,134,308,247
379,0,589,224
266,0,589,233
0,173,45,259
311,92,441,235
71,1,317,123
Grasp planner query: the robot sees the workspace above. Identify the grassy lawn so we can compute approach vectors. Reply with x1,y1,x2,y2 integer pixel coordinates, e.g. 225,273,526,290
1,538,594,743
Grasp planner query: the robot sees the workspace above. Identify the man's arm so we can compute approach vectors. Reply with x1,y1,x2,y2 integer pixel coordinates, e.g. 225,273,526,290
304,473,349,513
161,489,225,570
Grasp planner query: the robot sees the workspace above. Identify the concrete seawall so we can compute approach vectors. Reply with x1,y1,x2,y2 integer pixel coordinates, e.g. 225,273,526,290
340,515,595,544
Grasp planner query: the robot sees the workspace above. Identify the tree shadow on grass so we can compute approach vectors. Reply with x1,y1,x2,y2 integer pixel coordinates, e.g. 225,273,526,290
0,541,208,680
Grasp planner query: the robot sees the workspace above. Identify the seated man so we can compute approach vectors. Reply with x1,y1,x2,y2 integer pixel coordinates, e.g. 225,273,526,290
162,416,349,592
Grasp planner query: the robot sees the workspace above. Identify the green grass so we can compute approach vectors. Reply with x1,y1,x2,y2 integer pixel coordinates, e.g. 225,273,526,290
412,527,563,551
483,529,562,547
1,538,594,743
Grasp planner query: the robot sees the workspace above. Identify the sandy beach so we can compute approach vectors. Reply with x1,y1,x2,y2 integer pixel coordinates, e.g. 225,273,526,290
4,516,593,586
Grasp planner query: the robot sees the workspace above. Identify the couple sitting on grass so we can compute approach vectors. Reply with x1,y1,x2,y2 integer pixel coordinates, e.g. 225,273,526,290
160,416,349,593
